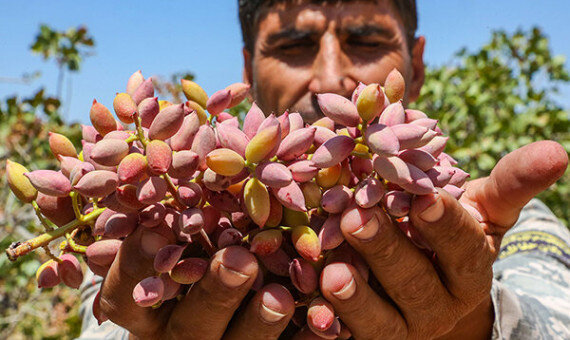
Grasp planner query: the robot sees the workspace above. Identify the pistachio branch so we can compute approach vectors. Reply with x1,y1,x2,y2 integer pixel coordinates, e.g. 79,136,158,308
6,207,105,261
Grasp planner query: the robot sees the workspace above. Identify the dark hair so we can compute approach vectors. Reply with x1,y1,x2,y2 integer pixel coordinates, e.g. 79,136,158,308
238,0,418,53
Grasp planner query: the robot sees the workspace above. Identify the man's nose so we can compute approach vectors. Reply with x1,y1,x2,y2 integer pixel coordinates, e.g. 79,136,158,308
308,32,355,98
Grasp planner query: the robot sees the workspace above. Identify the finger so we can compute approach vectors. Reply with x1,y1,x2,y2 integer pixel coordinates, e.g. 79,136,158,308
320,262,406,340
224,283,295,340
339,204,452,318
410,189,494,303
464,140,567,229
99,224,175,338
167,246,258,340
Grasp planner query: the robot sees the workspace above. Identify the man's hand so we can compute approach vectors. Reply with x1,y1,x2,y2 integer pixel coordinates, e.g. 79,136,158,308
319,140,568,339
99,230,295,340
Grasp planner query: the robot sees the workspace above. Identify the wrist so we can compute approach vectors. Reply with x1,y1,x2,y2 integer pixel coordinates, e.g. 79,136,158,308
436,296,494,340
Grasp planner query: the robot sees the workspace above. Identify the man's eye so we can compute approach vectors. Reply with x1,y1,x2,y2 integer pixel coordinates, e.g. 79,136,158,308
348,39,382,48
278,41,314,51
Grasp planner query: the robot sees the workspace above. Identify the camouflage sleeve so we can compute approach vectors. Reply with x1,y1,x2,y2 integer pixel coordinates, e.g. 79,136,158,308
491,199,570,339
76,270,130,340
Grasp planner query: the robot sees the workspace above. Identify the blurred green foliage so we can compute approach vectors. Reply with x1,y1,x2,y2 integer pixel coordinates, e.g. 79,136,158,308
31,24,94,72
0,25,91,339
0,88,84,340
31,24,95,99
412,27,569,225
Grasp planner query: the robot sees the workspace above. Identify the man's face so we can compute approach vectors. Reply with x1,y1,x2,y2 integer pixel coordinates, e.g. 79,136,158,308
243,0,425,123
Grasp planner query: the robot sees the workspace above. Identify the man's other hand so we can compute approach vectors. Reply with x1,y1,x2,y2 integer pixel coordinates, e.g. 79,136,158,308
99,241,295,340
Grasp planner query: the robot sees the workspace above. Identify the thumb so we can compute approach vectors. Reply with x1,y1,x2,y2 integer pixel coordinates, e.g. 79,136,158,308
464,140,567,230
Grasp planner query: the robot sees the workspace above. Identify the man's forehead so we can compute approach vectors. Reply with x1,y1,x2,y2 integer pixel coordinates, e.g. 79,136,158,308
256,1,399,36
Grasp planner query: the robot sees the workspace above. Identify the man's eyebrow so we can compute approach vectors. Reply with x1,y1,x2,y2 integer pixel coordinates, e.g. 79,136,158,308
342,24,391,37
265,27,319,44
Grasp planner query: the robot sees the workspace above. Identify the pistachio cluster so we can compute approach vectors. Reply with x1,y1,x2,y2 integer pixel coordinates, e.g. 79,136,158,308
5,69,468,338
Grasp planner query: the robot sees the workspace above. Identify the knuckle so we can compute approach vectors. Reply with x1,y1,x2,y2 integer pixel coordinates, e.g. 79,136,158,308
195,283,241,311
368,231,405,267
449,251,495,304
436,213,467,247
432,311,459,337
168,285,239,340
451,238,490,277
428,319,456,338
390,260,439,309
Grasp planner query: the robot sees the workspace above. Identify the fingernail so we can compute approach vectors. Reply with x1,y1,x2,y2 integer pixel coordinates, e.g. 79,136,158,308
259,302,287,323
332,277,356,300
218,264,250,288
418,194,444,222
259,284,293,323
322,263,356,300
141,231,169,257
350,215,379,241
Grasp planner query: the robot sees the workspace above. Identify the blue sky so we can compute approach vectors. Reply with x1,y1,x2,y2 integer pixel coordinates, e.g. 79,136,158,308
1,0,569,125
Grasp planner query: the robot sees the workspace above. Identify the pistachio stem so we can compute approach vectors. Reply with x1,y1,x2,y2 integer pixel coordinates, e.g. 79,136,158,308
244,160,257,174
5,207,105,261
32,200,55,232
124,133,139,144
162,173,187,210
132,111,148,148
70,191,82,220
63,233,88,254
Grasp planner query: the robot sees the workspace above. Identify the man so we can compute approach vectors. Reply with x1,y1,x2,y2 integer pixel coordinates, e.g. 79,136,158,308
79,1,569,339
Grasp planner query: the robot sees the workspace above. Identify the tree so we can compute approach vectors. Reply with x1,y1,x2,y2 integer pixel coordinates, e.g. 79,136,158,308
30,24,95,104
413,27,569,225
